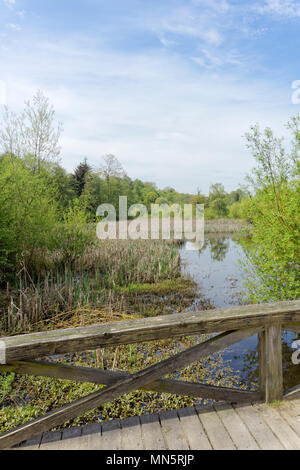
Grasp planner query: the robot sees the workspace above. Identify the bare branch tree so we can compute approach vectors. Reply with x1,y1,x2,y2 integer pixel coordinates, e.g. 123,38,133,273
0,90,63,170
99,154,125,180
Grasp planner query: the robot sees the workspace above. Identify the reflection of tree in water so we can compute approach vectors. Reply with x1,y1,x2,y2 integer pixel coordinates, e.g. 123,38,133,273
235,332,300,391
209,238,230,262
196,237,230,262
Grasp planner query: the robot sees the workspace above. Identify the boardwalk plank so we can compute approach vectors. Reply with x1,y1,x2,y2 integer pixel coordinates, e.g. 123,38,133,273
39,431,62,450
160,409,189,450
19,433,42,450
213,403,259,450
140,414,165,450
12,401,300,450
59,426,83,450
78,422,102,450
196,404,236,450
121,416,144,450
233,403,284,450
100,420,122,450
177,407,212,450
253,403,300,450
276,402,300,437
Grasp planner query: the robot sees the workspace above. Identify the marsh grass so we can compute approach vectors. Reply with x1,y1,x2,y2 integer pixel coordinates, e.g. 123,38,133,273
204,218,247,233
1,239,181,333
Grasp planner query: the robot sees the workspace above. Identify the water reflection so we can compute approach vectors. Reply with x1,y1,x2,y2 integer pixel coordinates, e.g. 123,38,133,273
181,234,246,308
181,235,300,391
204,237,230,262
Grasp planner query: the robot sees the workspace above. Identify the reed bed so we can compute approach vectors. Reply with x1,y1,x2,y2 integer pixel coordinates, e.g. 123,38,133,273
1,239,181,333
204,218,247,233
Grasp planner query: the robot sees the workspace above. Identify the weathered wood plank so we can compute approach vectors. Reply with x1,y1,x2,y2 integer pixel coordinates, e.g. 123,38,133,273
258,325,283,402
121,417,143,450
177,406,212,450
159,409,189,450
0,360,262,403
80,423,102,450
0,328,258,450
195,404,235,450
253,403,300,450
213,403,259,450
140,414,166,450
283,323,300,333
284,385,300,401
39,431,62,451
0,300,298,363
59,426,83,450
233,403,284,450
18,434,42,451
100,420,122,450
276,402,300,438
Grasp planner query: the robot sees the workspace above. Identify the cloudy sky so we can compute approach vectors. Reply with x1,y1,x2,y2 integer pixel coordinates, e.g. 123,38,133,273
0,0,300,193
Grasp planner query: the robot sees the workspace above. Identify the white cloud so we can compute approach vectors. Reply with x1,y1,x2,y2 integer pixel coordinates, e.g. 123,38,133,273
2,0,16,7
257,0,300,17
6,23,21,31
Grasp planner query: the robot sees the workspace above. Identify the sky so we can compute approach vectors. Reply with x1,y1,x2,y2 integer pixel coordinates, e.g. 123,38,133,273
0,0,300,194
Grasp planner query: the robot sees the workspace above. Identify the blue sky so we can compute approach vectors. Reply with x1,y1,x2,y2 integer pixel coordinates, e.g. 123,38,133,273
1,0,300,193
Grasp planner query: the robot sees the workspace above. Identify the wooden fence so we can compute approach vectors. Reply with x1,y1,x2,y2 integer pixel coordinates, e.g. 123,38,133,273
0,300,300,449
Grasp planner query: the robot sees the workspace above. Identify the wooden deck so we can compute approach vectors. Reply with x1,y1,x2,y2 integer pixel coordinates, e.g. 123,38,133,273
15,399,300,450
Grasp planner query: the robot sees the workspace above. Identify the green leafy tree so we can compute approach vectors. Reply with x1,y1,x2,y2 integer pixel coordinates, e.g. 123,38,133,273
241,118,300,302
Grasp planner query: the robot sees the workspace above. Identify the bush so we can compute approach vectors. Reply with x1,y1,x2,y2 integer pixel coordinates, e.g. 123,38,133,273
0,155,58,280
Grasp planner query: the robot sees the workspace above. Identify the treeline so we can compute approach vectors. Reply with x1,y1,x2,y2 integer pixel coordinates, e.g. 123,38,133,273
57,155,248,219
0,91,246,282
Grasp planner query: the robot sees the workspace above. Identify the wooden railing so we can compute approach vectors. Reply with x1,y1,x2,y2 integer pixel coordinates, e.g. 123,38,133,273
0,300,300,449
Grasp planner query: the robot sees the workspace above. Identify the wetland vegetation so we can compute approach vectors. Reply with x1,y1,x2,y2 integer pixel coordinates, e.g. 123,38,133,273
0,92,299,433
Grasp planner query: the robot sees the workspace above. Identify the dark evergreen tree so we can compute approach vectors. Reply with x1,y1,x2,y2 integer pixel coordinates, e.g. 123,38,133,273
72,158,91,197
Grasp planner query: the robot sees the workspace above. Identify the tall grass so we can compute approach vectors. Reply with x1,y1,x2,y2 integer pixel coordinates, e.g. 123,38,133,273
2,239,180,333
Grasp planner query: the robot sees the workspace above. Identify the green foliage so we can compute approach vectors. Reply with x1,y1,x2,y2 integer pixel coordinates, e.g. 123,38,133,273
72,158,91,197
0,373,15,404
53,201,94,265
241,117,300,302
0,154,58,279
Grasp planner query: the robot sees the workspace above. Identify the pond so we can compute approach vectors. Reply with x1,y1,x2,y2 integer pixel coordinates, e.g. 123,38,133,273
180,234,300,392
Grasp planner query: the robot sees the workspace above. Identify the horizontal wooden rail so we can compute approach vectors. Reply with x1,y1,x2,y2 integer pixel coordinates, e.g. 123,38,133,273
0,360,261,403
0,300,299,364
1,300,300,450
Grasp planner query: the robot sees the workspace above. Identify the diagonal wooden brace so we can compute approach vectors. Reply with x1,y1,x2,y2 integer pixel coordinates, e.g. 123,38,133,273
0,359,261,403
0,327,260,449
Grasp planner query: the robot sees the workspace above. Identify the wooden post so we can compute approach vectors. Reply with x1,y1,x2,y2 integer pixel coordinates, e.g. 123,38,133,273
258,324,283,403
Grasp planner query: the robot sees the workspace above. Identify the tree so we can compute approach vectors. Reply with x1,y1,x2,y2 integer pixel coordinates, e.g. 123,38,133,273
209,183,226,201
0,90,62,171
241,118,300,302
99,154,125,200
72,158,91,197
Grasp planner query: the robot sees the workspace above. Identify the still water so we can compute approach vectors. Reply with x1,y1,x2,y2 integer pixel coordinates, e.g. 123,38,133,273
180,234,299,391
